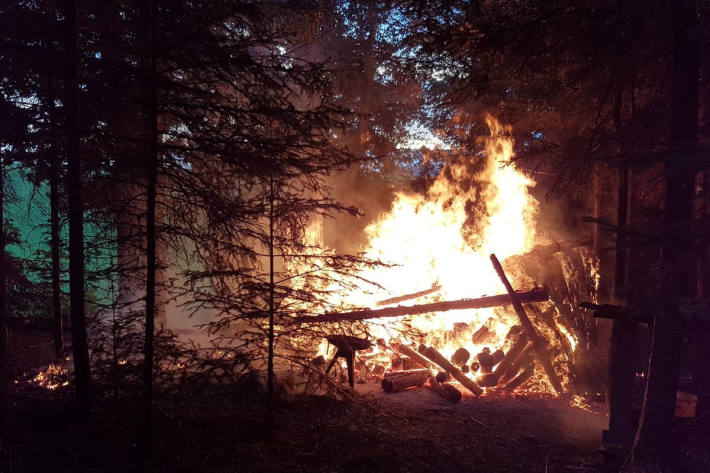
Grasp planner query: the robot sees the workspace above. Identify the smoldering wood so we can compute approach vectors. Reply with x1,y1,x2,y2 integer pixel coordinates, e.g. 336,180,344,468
383,369,431,379
503,363,536,392
493,333,529,378
427,378,462,403
401,357,416,371
471,322,493,344
435,371,451,383
291,288,549,324
478,372,499,387
476,349,496,373
381,370,430,392
490,254,564,393
529,305,574,360
451,347,470,365
375,284,440,306
423,345,483,396
452,322,469,338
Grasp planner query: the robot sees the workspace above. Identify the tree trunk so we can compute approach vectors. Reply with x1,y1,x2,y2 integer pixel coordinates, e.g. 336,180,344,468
605,90,638,448
64,0,91,413
0,155,8,455
139,0,159,469
267,176,276,419
48,73,64,361
695,171,710,414
626,2,700,470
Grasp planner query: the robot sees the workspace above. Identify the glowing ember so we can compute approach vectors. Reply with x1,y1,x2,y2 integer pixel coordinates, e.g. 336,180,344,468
31,364,70,390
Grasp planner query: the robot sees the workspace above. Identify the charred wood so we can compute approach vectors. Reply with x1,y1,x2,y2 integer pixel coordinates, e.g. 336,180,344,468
451,347,470,365
500,343,534,385
427,378,462,403
381,370,430,392
503,363,536,392
435,371,451,383
472,323,493,345
423,345,483,396
476,348,496,373
490,254,564,393
383,369,430,379
493,334,529,379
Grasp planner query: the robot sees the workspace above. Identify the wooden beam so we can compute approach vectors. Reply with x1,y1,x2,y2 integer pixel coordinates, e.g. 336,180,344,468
490,254,564,394
291,287,549,324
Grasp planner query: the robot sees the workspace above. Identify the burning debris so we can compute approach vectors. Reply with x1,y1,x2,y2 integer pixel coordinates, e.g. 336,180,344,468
287,116,590,402
16,363,72,392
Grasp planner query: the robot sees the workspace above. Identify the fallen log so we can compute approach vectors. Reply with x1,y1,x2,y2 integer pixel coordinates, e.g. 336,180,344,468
383,369,430,379
478,372,499,387
396,344,436,371
290,287,549,324
423,345,483,396
381,370,430,392
503,363,536,392
490,254,564,394
376,284,440,306
427,378,462,403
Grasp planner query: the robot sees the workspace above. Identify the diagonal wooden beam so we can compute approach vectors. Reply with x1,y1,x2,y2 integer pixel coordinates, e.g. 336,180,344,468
290,287,549,324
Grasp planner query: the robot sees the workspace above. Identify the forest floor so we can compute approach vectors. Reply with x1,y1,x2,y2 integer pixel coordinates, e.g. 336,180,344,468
6,321,710,473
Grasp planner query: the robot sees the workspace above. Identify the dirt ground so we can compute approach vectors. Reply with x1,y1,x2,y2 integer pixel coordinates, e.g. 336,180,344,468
5,322,708,473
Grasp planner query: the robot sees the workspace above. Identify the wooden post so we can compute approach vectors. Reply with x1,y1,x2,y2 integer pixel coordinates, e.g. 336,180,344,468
490,254,564,393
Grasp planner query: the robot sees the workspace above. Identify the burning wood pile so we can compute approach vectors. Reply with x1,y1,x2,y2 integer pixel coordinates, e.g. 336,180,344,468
289,117,594,402
307,253,575,402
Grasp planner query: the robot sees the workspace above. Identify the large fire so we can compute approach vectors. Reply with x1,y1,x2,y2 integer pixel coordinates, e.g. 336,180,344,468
297,115,574,396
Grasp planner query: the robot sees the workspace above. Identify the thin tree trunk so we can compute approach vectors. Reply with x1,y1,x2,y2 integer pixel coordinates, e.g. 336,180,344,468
267,175,275,419
139,0,158,469
626,2,700,470
696,172,710,414
0,155,9,457
63,0,91,412
605,85,638,449
48,74,64,361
